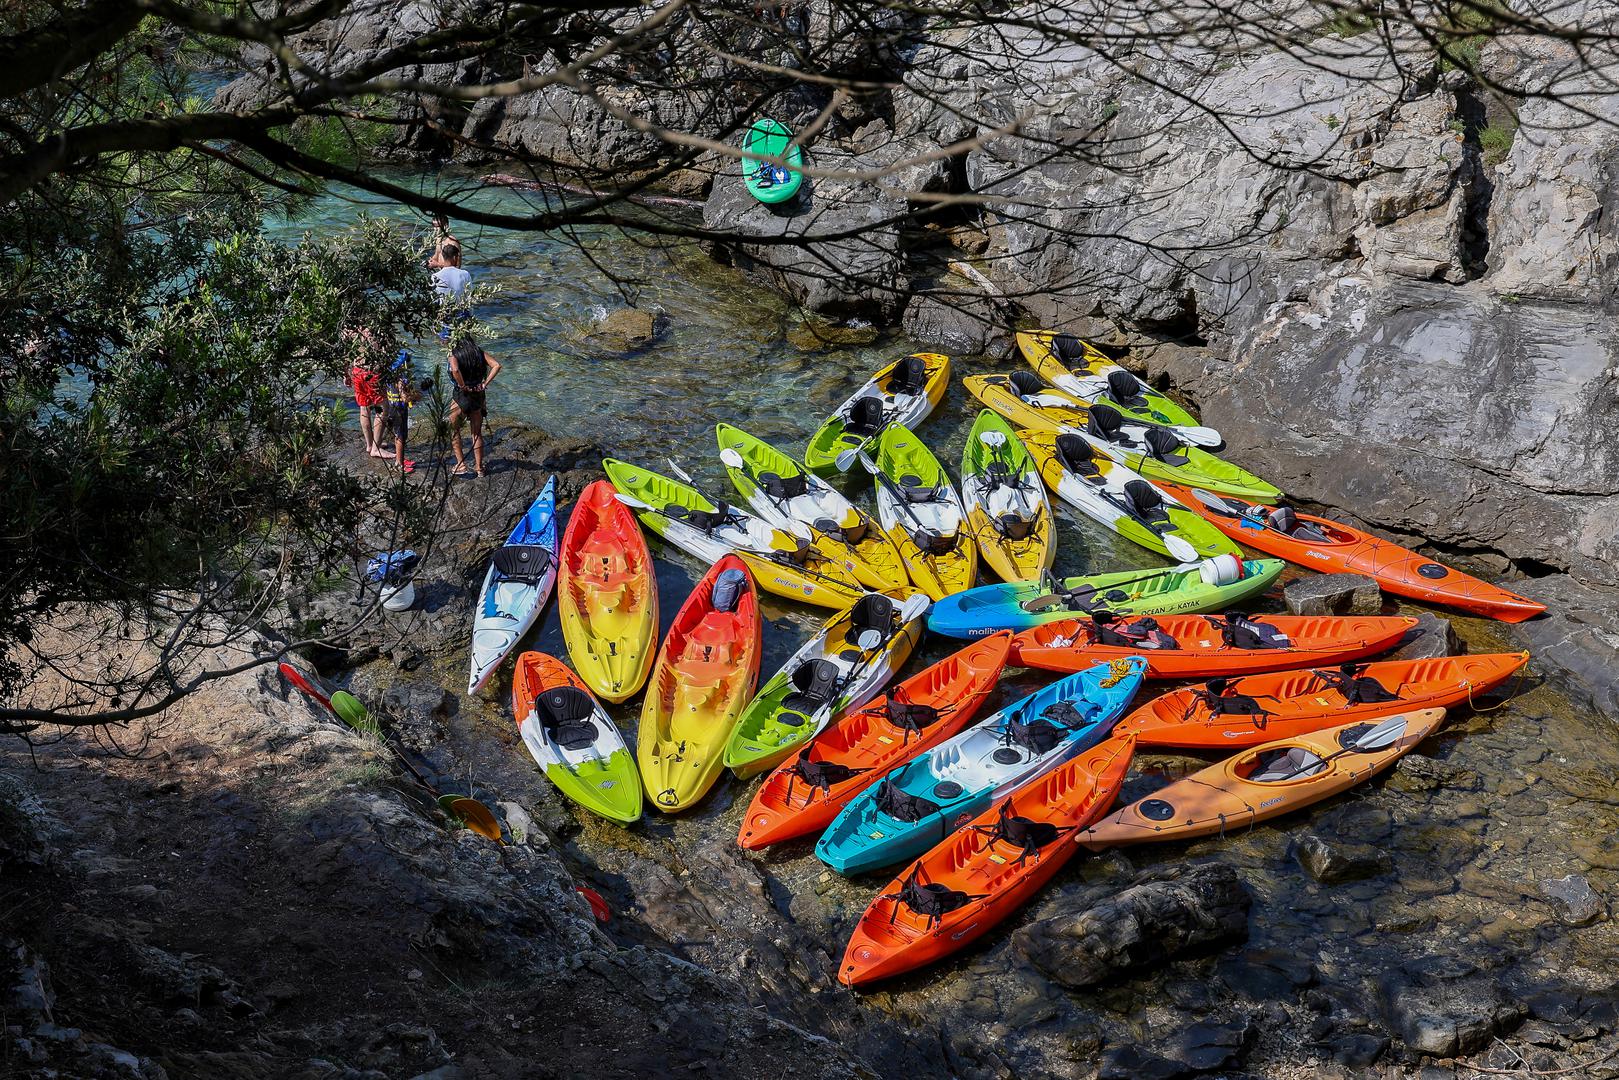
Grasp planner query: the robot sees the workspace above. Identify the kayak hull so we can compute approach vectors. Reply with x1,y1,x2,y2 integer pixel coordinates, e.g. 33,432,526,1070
1112,652,1529,748
723,589,925,778
873,423,978,600
742,118,804,204
1079,710,1446,848
1016,330,1206,432
816,658,1146,875
960,410,1055,581
558,480,658,703
738,633,1013,850
1157,484,1548,623
926,560,1286,639
1010,614,1418,678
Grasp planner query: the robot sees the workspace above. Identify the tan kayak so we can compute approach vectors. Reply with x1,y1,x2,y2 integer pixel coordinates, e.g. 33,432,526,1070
1078,708,1444,848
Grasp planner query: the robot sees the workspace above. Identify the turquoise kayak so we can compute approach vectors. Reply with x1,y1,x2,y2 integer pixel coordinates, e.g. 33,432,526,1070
815,657,1147,875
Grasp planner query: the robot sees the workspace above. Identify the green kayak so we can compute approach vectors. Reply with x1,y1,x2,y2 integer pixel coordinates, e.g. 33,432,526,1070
1084,405,1281,501
742,118,803,204
926,559,1287,639
723,590,922,778
802,353,950,477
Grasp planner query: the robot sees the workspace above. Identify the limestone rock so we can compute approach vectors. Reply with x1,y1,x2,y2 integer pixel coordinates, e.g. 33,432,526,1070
901,292,1010,356
1283,573,1384,616
1015,863,1251,989
588,308,665,352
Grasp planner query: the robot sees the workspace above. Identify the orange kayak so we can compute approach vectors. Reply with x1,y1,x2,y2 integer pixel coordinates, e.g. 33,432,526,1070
1079,709,1444,848
1157,483,1546,623
1113,652,1528,748
737,632,1012,850
1010,613,1416,678
840,736,1135,987
558,480,659,703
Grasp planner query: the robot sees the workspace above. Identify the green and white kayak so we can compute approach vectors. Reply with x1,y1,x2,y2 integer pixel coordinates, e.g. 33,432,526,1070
869,424,977,600
1083,405,1281,501
715,423,909,591
723,590,926,779
1020,428,1239,562
803,353,951,477
927,559,1287,639
742,118,803,204
960,410,1055,582
512,652,642,824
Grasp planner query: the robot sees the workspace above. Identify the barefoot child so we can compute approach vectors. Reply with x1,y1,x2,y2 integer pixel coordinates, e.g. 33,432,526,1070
386,350,422,473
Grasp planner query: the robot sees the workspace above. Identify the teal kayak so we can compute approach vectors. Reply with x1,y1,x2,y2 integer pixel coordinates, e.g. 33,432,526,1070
742,119,803,204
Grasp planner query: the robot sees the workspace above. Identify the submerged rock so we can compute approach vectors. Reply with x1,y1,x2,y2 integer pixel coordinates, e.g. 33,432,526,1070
1379,957,1527,1057
1387,612,1460,661
1283,573,1384,616
588,308,665,351
1295,832,1395,884
1540,873,1607,927
1015,863,1251,989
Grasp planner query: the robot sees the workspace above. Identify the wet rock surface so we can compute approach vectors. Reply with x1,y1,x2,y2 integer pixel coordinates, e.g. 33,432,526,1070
1015,863,1253,989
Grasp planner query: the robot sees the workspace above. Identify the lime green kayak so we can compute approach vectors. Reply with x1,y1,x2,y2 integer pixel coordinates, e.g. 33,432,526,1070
802,353,950,477
1085,405,1281,501
723,589,923,778
927,559,1287,638
960,410,1054,582
742,119,803,204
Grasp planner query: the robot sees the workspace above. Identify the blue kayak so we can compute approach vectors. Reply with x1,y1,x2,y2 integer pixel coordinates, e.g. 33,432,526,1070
815,657,1147,875
468,476,558,694
925,559,1285,639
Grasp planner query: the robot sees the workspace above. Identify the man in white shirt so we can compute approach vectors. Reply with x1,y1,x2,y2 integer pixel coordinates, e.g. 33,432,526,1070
430,240,471,300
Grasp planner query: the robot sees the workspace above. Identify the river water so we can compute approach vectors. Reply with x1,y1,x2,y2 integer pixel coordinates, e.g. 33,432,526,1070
306,179,1619,1073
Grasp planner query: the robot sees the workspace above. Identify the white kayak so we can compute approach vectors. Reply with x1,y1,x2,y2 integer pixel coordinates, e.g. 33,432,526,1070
468,476,558,694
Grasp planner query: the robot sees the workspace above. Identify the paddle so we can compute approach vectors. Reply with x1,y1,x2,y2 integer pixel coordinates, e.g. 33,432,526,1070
1092,480,1200,563
280,666,503,843
1182,485,1268,521
834,420,893,473
614,489,796,551
1273,713,1413,782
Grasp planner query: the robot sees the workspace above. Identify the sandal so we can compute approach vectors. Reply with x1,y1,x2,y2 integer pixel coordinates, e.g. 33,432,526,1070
450,464,472,477
400,459,416,474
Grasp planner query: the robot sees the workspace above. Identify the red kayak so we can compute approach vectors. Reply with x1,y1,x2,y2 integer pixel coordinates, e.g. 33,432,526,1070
1112,652,1529,748
737,633,1013,850
840,736,1135,986
1009,613,1416,678
1157,484,1545,622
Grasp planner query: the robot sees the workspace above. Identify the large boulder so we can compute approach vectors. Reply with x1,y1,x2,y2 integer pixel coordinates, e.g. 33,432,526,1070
1379,957,1527,1057
1015,863,1251,989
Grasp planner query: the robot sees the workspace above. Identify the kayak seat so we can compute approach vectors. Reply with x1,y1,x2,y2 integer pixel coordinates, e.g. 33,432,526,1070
1208,612,1291,650
671,503,731,533
760,471,808,500
1054,434,1104,482
781,658,841,717
492,544,552,584
1008,371,1045,398
848,592,896,640
1248,747,1326,782
874,778,941,822
886,355,929,397
1143,425,1191,466
1051,333,1088,367
537,687,599,751
847,396,885,435
886,873,977,926
887,698,942,732
677,617,739,688
1086,404,1134,447
984,460,1014,487
1106,369,1148,407
581,579,628,613
1122,480,1173,529
1267,505,1333,544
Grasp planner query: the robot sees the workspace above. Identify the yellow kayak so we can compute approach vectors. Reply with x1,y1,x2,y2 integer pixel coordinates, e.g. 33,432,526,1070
558,481,659,702
870,424,977,600
963,372,1089,433
639,555,763,812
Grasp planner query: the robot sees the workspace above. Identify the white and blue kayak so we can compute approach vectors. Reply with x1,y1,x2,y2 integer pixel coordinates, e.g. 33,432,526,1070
468,476,558,694
816,656,1147,875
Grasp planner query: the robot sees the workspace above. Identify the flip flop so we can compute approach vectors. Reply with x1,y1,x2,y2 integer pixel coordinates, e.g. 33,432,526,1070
401,459,416,474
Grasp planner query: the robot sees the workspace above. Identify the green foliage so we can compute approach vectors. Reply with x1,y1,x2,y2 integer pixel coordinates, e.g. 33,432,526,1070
1479,121,1516,166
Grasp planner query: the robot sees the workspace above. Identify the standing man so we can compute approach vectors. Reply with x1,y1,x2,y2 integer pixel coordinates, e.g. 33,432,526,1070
346,328,392,459
430,239,471,303
446,335,500,478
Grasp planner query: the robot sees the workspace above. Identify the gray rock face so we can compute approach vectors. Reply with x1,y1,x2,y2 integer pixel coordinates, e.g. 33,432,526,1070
901,291,1010,356
1283,573,1384,616
1015,863,1251,989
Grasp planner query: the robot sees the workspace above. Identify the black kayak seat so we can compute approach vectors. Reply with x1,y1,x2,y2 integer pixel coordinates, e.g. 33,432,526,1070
1008,371,1044,398
1143,425,1190,466
887,355,929,396
538,687,598,751
1054,433,1102,480
1106,369,1147,406
847,396,885,435
781,658,840,716
493,544,552,584
1122,479,1172,528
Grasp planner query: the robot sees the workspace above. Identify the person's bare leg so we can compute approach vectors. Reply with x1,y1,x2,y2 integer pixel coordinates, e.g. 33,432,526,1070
448,401,469,473
358,404,374,455
470,410,485,477
370,409,394,458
